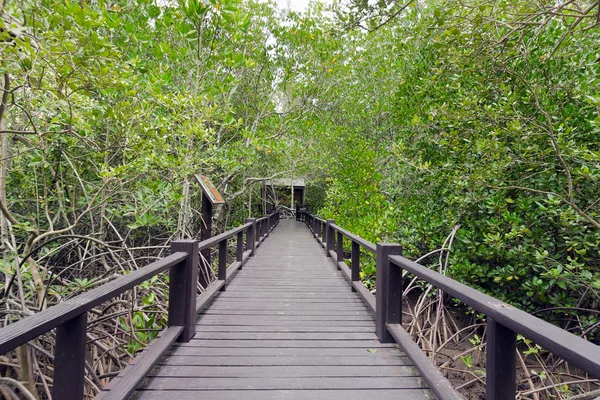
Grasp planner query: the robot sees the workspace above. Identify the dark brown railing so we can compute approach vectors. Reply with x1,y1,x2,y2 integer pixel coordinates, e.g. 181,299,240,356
307,215,377,311
0,212,279,400
303,212,600,400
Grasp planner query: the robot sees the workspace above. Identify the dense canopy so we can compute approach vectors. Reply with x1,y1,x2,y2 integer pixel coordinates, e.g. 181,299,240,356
1,0,599,398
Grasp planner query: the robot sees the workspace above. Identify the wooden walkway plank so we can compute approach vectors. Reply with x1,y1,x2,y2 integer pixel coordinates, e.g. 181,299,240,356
157,355,413,366
133,389,429,400
130,220,431,399
166,346,405,356
200,309,375,316
191,325,375,332
194,315,375,322
176,339,398,348
146,365,421,377
142,376,425,390
215,297,367,302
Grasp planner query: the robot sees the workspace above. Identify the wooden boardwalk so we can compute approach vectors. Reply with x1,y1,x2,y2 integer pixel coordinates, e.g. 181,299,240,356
2,213,598,400
131,220,431,399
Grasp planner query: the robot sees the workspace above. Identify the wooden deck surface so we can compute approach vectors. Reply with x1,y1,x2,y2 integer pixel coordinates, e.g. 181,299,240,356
131,220,431,399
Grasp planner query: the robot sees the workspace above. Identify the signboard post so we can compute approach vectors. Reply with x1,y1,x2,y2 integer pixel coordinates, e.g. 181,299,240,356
195,175,225,282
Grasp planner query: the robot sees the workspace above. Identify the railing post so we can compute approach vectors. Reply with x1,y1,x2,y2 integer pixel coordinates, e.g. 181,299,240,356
218,238,227,291
246,218,256,256
169,240,198,342
53,313,87,400
486,319,517,400
336,231,344,268
375,243,402,343
326,219,335,257
387,262,403,324
254,219,259,246
236,230,244,268
313,217,317,235
351,240,360,292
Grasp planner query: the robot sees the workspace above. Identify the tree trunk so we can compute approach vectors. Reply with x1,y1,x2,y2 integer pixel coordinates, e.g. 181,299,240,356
177,178,191,239
248,182,253,218
0,73,11,284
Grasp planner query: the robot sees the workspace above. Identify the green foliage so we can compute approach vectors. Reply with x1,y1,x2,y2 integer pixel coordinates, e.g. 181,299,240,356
2,0,600,367
120,275,168,354
0,2,340,389
321,132,395,243
307,0,600,316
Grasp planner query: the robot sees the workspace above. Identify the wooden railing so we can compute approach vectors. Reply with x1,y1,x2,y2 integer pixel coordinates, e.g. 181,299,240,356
303,212,600,400
0,212,279,400
306,214,377,311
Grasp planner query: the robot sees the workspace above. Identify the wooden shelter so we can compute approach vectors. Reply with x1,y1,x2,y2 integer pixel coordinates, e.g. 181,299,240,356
262,178,305,212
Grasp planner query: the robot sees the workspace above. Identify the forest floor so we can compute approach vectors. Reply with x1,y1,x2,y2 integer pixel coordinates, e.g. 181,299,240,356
401,295,598,400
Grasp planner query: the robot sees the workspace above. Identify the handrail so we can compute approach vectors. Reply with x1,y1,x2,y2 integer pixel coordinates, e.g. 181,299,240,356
302,212,376,311
0,211,280,400
198,222,252,251
304,214,375,253
0,252,187,354
330,223,376,253
300,210,600,400
388,254,600,379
